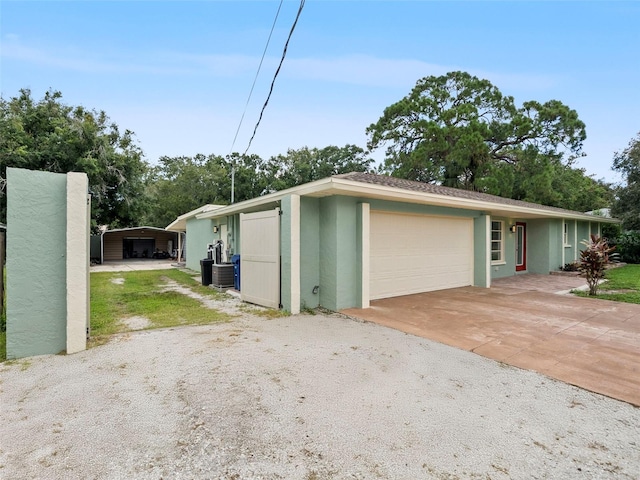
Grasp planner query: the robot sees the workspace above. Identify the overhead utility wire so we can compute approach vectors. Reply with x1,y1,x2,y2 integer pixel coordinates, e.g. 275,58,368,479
228,0,284,155
243,0,305,156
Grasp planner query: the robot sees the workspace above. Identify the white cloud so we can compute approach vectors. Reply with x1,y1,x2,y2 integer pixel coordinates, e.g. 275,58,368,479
2,36,557,92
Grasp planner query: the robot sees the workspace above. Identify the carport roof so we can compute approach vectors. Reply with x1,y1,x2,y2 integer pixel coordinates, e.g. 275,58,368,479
103,226,174,235
166,204,226,231
195,172,619,223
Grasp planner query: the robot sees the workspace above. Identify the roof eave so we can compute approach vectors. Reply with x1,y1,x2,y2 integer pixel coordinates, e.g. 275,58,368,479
328,178,621,222
195,177,335,219
193,176,620,223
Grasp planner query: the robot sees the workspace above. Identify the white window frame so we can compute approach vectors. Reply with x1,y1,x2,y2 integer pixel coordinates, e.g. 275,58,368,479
563,222,571,247
491,220,505,265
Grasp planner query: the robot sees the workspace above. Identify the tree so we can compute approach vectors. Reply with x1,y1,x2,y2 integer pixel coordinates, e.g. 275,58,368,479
263,144,373,192
366,71,587,194
0,89,147,229
612,132,640,231
143,153,267,228
481,152,613,212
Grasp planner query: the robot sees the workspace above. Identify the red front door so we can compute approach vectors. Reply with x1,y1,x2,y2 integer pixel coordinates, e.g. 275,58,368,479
516,222,527,272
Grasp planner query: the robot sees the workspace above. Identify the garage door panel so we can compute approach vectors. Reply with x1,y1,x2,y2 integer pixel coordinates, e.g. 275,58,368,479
370,211,473,300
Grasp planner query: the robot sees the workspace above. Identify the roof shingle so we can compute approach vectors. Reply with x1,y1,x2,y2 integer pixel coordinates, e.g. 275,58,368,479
334,172,595,217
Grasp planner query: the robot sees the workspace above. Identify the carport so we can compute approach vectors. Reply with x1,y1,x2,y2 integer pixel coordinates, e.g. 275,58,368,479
99,226,178,263
341,275,640,406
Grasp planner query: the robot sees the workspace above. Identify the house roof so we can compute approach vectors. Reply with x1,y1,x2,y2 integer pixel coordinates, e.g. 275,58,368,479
194,172,618,223
165,204,226,231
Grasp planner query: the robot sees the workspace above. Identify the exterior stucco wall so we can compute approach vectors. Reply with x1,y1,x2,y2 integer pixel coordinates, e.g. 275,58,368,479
563,220,577,264
549,219,563,271
185,217,214,271
473,215,490,286
300,197,320,309
526,219,550,274
577,220,591,248
6,168,89,359
317,196,360,310
7,169,67,358
489,216,518,279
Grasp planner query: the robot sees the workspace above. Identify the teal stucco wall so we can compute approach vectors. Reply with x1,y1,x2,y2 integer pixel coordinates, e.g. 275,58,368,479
185,217,214,271
6,169,68,358
300,197,320,309
489,216,518,279
524,218,565,274
563,220,577,264
473,215,489,286
317,196,361,310
549,219,563,271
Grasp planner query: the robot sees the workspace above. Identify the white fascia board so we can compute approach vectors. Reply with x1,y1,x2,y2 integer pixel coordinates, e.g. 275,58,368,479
195,176,621,224
166,204,226,231
329,179,621,223
195,178,335,220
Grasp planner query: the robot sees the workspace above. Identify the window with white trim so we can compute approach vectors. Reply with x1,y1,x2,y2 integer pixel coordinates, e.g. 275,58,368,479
563,222,570,246
491,220,504,263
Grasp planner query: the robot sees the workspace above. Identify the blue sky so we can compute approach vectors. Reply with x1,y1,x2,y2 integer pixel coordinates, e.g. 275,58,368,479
1,1,638,182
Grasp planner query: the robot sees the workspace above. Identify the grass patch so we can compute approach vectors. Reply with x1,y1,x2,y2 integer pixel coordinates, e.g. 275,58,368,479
573,264,640,304
90,269,231,338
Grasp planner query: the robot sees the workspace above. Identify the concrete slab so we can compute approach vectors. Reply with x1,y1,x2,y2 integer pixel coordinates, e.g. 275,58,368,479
90,259,180,273
342,277,640,407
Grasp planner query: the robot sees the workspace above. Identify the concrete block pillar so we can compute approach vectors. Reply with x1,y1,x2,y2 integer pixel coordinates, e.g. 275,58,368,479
6,168,90,359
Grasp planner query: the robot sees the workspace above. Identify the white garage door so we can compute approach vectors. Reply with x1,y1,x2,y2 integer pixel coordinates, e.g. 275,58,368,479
370,211,473,300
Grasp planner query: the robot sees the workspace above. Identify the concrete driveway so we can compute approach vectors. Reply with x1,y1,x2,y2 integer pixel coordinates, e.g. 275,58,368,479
342,276,640,406
91,259,179,272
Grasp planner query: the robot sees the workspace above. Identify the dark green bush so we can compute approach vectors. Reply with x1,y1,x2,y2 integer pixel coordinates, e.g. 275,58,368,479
613,232,640,264
561,261,580,272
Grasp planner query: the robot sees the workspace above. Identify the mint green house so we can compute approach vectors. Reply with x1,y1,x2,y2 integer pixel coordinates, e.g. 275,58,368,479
169,172,616,314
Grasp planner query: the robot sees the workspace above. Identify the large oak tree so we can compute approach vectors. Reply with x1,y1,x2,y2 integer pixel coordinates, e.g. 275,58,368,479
366,71,605,210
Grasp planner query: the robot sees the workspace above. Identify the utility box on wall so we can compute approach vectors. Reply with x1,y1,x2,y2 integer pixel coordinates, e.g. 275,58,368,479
6,168,90,359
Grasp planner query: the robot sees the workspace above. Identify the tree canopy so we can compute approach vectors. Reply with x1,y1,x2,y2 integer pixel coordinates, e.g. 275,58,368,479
0,83,615,230
366,71,601,210
0,89,147,229
612,132,640,230
263,145,372,193
141,145,373,228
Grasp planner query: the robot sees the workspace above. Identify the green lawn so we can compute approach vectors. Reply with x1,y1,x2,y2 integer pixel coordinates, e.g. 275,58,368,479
90,269,232,338
574,264,640,304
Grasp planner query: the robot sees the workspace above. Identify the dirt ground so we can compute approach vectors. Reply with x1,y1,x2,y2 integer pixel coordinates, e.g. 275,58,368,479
1,309,639,479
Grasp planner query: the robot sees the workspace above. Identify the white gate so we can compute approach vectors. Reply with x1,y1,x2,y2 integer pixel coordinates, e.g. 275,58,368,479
240,209,280,308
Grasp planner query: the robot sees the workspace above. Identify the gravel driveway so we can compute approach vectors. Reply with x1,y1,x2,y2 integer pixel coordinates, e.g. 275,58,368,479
1,312,639,479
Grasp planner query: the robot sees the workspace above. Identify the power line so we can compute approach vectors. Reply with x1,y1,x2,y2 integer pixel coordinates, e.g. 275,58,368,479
228,0,284,156
243,0,305,156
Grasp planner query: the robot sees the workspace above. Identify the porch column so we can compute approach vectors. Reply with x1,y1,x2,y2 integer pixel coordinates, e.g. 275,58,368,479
473,214,491,288
290,194,301,314
357,202,370,308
